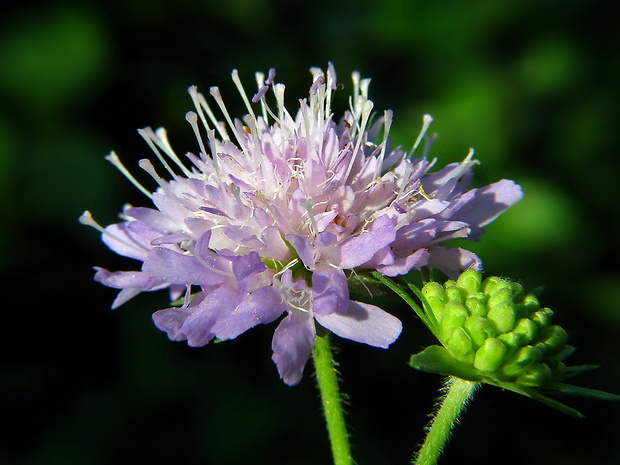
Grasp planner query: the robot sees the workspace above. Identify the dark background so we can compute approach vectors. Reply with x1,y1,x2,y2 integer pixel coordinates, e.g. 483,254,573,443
2,0,620,464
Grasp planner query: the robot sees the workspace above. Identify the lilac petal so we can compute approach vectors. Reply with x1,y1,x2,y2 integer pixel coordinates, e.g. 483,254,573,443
312,269,349,315
152,306,194,342
315,300,402,348
271,312,316,386
102,223,154,260
421,158,477,193
339,214,397,269
231,251,267,281
427,246,482,279
151,232,191,245
392,220,438,250
111,288,143,309
94,267,161,290
211,286,285,340
285,234,315,269
143,248,226,286
123,206,177,231
449,179,523,229
156,286,247,347
407,199,449,223
375,248,430,277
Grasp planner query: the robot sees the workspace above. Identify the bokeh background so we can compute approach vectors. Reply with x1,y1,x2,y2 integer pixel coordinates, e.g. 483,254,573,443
2,0,620,464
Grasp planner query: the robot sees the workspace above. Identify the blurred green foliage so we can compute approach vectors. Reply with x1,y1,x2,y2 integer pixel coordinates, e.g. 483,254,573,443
2,1,619,464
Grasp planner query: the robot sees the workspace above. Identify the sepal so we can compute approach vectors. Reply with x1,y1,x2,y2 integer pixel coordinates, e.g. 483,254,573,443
409,345,483,382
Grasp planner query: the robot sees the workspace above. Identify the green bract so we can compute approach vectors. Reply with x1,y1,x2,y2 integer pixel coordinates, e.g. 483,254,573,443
407,270,618,417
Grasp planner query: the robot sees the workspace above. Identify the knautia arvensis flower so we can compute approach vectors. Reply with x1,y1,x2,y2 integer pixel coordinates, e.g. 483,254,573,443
81,64,522,385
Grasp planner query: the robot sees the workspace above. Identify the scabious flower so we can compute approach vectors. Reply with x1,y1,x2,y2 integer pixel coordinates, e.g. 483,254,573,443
81,64,522,385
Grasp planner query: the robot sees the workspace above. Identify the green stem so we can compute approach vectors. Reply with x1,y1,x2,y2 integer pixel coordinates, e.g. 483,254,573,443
371,272,428,325
413,377,478,465
312,334,354,465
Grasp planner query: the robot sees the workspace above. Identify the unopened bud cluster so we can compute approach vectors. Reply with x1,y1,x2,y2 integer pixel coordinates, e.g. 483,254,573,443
422,270,569,387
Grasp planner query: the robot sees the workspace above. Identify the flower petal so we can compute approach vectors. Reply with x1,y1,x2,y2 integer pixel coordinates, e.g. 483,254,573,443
427,246,482,279
211,286,285,340
448,179,523,230
143,248,226,286
154,286,246,347
231,251,267,282
152,306,194,342
312,269,349,315
315,300,402,348
339,214,397,269
271,312,316,385
376,248,430,277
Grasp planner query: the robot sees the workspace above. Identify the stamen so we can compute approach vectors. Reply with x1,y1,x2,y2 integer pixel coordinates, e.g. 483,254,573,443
309,75,325,96
272,83,287,123
139,159,177,195
188,86,228,141
351,71,361,108
265,68,276,85
253,69,275,122
138,127,181,179
273,258,300,278
105,151,153,199
210,86,244,148
378,110,393,166
325,62,337,120
231,69,256,118
409,114,434,157
181,285,192,308
422,133,438,159
302,198,319,236
252,84,269,103
185,111,210,161
153,127,193,177
359,78,371,99
345,99,374,181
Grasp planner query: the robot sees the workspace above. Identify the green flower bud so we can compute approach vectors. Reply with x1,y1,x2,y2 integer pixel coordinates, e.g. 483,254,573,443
456,270,483,296
487,301,517,333
439,301,469,340
512,317,539,345
539,325,568,355
411,271,620,418
446,327,475,364
421,281,447,322
497,331,520,353
500,345,543,377
418,270,571,389
487,287,515,309
465,293,488,317
474,338,507,372
518,362,553,387
522,293,540,313
481,276,508,295
465,317,495,347
532,308,553,328
445,283,466,305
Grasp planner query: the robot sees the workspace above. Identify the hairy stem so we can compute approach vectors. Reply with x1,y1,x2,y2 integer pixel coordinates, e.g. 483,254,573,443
413,377,478,465
312,334,354,465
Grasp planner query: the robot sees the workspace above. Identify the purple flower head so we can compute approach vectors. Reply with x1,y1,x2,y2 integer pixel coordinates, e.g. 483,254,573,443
81,64,522,385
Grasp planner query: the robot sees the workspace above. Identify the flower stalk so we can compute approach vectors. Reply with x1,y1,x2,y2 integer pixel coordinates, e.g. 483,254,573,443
413,377,478,465
312,334,353,465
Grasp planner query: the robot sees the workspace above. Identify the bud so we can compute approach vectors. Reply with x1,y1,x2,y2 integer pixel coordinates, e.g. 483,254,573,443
410,270,620,418
417,270,570,388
